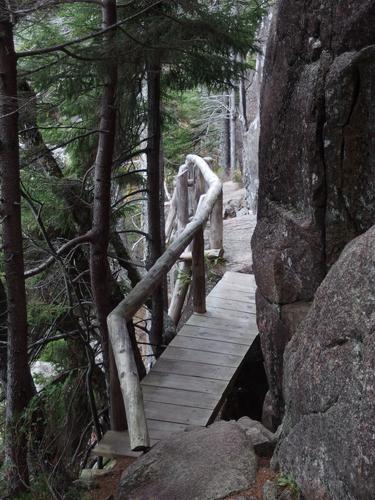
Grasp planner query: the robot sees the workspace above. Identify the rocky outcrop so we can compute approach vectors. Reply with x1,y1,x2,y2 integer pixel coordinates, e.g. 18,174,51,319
117,421,257,500
278,226,375,499
252,0,375,427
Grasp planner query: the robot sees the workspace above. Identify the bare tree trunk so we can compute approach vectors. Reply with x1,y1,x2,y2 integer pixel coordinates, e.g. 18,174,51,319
223,93,231,177
0,280,7,388
0,8,35,495
146,61,164,356
230,87,238,174
89,0,126,431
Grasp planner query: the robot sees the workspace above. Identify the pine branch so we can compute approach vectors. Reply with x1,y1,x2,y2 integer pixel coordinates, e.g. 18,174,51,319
17,1,163,58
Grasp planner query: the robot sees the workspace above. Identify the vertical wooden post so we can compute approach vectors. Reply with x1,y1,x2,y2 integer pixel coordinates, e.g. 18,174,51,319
209,187,223,250
230,87,238,174
188,160,205,216
168,261,191,325
192,227,206,314
195,167,205,209
176,166,189,233
168,165,191,325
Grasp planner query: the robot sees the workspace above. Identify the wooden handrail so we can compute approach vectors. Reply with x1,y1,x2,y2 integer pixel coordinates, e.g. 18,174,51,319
107,154,223,451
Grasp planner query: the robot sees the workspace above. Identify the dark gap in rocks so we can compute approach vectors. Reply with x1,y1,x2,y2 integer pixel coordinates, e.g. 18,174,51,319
221,335,268,422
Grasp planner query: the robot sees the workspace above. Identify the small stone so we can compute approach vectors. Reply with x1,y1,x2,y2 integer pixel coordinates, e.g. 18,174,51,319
237,416,277,457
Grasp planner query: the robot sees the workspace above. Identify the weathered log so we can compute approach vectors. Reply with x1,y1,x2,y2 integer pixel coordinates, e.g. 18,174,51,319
176,166,189,234
209,188,223,250
107,316,150,451
192,226,206,314
165,192,177,243
168,164,191,325
179,248,223,262
168,261,192,325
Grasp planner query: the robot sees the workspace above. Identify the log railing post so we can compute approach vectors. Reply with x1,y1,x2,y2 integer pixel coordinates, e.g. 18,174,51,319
192,225,206,314
209,187,223,250
176,166,189,233
168,166,191,325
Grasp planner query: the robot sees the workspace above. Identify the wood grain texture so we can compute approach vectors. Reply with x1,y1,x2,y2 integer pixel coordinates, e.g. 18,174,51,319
170,335,249,356
150,358,236,381
144,401,212,426
142,372,227,394
142,386,218,409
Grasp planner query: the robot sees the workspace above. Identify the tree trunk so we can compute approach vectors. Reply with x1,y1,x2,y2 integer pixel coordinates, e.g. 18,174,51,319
89,0,126,431
230,87,238,174
146,61,164,357
0,280,7,388
0,8,35,495
223,93,231,177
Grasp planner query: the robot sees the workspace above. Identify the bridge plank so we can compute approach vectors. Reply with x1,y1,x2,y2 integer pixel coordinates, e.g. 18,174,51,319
143,386,217,409
144,401,212,426
146,419,190,436
206,296,257,314
187,313,256,331
142,372,227,395
179,325,256,345
188,308,255,323
162,346,243,367
150,358,236,381
170,335,249,356
209,287,255,303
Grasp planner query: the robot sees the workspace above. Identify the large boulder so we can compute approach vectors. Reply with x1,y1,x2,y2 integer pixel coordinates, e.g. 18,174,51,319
117,421,257,500
278,226,375,499
252,0,375,424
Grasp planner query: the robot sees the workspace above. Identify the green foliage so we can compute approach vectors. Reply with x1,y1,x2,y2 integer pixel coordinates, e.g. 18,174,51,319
28,300,69,331
11,477,84,500
21,171,76,235
39,339,70,369
163,90,204,171
205,254,227,284
278,473,301,498
176,269,192,286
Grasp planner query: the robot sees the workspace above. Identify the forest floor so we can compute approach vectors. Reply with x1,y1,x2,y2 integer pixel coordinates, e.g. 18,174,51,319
222,181,256,273
87,181,269,499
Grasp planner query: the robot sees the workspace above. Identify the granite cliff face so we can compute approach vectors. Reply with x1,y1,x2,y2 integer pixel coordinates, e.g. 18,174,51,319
252,0,375,429
279,226,375,499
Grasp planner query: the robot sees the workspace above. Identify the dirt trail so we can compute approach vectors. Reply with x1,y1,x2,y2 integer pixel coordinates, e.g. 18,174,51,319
222,181,256,273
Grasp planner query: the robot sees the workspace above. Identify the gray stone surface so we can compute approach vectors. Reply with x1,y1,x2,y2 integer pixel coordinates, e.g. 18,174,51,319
278,226,375,499
117,421,257,500
252,0,375,423
256,292,311,429
237,416,276,457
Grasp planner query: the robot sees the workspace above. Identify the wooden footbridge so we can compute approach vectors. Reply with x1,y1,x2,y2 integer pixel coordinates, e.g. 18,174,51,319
94,156,258,458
